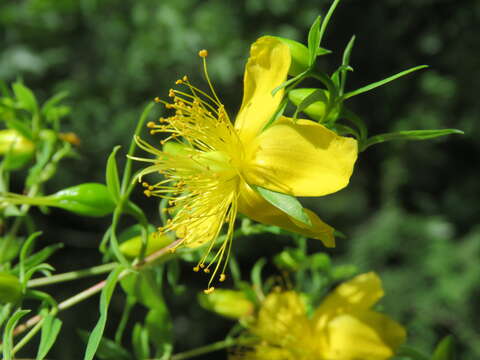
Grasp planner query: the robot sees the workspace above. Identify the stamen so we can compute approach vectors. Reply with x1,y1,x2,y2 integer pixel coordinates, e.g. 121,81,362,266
204,287,215,294
198,49,222,105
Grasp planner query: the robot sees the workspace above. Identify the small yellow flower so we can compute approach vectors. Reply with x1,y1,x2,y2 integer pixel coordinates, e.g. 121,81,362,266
233,272,406,360
134,37,357,291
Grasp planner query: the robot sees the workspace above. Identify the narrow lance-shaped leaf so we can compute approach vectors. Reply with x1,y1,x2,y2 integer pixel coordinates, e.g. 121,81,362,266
317,0,341,49
307,16,322,66
250,258,267,294
271,69,308,96
362,129,463,151
3,309,30,360
254,185,312,227
83,267,124,360
261,96,288,132
132,324,150,360
78,331,132,360
340,35,356,94
41,91,69,117
106,146,122,203
431,335,456,360
12,82,38,115
36,314,63,360
343,65,429,100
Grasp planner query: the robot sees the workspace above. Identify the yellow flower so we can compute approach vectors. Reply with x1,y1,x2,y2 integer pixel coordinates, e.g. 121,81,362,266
134,37,357,291
233,272,406,360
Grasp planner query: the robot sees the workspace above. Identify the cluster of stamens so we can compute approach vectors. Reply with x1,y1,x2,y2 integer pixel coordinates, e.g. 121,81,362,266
134,49,242,294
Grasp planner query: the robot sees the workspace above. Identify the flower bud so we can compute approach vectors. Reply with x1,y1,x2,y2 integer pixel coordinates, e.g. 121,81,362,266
46,183,116,217
288,88,328,120
198,289,254,319
0,129,35,170
273,37,309,76
0,272,22,304
120,232,172,258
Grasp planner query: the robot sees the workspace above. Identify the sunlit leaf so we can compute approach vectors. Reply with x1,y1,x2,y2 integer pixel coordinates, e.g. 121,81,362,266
254,186,311,227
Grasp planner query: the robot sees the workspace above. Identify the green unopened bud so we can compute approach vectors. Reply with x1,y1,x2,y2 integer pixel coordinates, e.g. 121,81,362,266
289,88,329,120
2,183,115,217
0,129,35,170
0,272,22,303
198,289,254,319
120,232,172,258
273,37,310,76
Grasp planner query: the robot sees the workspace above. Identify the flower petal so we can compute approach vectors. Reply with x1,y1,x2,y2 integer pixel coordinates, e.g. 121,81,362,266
238,181,335,247
243,117,358,197
234,36,291,144
313,272,384,324
322,311,406,360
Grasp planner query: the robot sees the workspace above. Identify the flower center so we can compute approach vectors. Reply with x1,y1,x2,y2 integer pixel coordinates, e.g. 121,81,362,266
133,50,244,293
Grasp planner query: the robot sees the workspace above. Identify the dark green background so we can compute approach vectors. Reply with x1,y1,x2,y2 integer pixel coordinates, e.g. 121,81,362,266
1,0,478,358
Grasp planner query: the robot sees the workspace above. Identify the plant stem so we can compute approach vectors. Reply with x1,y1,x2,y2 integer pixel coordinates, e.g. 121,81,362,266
12,239,182,338
169,337,255,360
0,185,39,264
27,262,118,287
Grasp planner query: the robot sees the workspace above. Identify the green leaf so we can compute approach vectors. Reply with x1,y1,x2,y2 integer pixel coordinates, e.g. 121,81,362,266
78,331,132,360
36,315,62,360
343,65,428,100
362,129,463,151
145,307,172,353
2,309,30,360
4,117,33,140
261,96,288,132
106,146,122,203
316,47,331,56
12,82,38,115
254,186,312,227
19,231,43,284
431,336,455,360
250,258,267,294
120,270,164,309
271,69,308,96
84,267,124,360
12,243,63,276
340,108,368,142
340,35,356,94
317,0,341,49
0,304,13,329
307,16,322,66
41,91,69,118
132,323,150,360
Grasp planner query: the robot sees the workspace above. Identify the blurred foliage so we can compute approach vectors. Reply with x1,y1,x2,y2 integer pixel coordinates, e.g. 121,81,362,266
0,0,478,359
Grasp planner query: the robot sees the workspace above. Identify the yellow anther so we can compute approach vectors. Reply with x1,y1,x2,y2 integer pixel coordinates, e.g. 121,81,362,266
199,264,205,268
182,75,188,82
144,190,151,197
146,121,156,128
198,49,208,58
154,97,161,103
168,89,175,98
204,287,215,294
193,266,200,272
204,268,210,274
219,274,226,282
142,182,149,187
175,79,183,85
